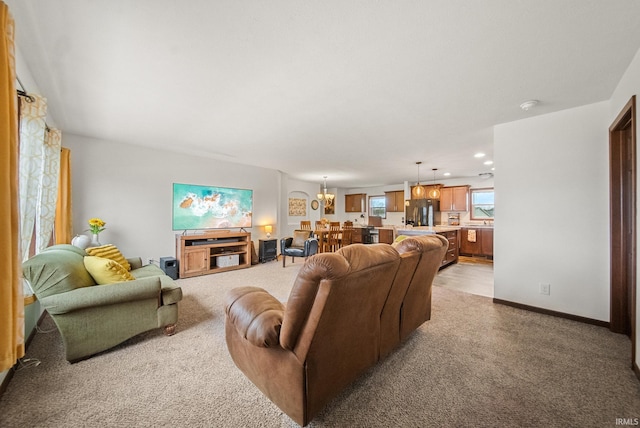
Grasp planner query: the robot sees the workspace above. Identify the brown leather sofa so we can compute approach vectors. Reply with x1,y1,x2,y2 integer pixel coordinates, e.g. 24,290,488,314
224,235,448,426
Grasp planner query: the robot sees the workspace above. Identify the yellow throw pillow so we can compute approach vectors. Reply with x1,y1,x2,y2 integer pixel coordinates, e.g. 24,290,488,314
391,235,409,248
84,256,135,285
85,244,131,271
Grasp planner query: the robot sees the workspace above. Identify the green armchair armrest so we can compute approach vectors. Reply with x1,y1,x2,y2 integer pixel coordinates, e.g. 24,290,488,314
127,257,143,270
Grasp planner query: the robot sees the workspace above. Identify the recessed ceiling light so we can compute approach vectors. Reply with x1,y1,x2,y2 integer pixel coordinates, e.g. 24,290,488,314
474,153,485,158
520,100,539,111
443,172,451,176
484,160,493,165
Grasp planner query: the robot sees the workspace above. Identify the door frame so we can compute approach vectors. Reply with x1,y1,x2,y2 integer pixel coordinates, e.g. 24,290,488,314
609,95,636,368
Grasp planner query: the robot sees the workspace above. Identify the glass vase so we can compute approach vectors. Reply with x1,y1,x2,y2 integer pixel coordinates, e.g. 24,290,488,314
90,233,101,247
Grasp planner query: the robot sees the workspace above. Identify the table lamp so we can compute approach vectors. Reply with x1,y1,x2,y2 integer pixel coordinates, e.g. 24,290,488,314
265,225,272,239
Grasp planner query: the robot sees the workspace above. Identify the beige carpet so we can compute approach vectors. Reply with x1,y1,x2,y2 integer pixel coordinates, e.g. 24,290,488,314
1,259,639,427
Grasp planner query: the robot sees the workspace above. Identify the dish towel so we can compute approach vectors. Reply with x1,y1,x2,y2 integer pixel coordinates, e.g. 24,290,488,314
467,229,477,243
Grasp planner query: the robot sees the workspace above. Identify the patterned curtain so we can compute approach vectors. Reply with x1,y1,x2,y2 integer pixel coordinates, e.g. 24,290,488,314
36,127,61,250
0,1,24,371
18,94,63,297
18,94,47,263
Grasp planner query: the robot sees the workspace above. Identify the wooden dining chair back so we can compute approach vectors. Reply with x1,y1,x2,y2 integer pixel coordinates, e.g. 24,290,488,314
315,221,324,230
326,222,341,252
300,220,312,231
340,221,353,247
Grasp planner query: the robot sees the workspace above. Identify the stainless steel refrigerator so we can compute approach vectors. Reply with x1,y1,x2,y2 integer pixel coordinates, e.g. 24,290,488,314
405,199,440,226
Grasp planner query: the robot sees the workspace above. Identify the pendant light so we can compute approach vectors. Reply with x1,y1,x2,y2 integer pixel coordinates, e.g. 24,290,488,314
411,162,426,199
428,168,441,199
317,176,335,206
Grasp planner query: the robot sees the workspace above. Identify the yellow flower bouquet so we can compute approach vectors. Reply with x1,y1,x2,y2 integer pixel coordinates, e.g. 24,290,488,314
88,218,106,234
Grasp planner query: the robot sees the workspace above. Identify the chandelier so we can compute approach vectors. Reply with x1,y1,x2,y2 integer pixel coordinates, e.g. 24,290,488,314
317,176,335,206
411,162,426,199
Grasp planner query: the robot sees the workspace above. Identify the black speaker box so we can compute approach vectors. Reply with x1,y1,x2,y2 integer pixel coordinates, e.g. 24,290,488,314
160,257,179,280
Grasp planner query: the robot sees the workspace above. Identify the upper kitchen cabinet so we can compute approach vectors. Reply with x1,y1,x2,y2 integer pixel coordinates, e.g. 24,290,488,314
385,191,405,212
440,186,469,212
345,193,366,212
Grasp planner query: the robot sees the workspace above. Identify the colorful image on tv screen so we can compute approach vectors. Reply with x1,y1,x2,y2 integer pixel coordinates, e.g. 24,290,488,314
172,183,252,230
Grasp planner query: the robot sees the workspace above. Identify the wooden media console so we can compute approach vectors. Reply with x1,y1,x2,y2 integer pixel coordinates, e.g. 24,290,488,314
176,230,251,278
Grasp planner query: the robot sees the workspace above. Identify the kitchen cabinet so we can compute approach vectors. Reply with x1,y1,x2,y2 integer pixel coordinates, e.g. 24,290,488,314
345,193,366,212
378,228,394,244
480,228,493,257
460,227,493,258
385,191,405,212
440,186,469,212
437,230,459,268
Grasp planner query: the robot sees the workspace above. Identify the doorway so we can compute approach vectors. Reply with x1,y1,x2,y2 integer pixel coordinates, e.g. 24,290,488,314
609,95,636,367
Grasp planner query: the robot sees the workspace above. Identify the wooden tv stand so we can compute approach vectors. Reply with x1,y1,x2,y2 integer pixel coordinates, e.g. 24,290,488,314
176,231,251,278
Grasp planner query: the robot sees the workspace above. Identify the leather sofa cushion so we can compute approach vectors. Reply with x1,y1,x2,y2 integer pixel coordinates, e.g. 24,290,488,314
283,247,305,257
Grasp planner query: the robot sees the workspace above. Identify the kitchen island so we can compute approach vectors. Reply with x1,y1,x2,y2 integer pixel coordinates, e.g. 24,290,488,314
396,226,461,268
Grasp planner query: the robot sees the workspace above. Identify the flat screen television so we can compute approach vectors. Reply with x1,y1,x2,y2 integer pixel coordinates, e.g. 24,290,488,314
172,183,253,231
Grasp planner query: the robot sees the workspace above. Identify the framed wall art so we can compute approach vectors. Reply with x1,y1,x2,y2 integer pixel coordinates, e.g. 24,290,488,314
288,197,307,216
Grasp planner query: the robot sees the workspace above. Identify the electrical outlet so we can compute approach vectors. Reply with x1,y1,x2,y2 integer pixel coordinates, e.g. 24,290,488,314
148,258,154,265
539,283,551,295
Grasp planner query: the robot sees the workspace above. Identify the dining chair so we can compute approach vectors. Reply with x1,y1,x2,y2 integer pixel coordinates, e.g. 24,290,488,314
340,221,353,247
315,221,324,230
325,222,341,252
300,220,311,231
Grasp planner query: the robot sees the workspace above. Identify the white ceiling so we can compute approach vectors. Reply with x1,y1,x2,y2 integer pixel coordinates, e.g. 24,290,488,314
7,1,640,188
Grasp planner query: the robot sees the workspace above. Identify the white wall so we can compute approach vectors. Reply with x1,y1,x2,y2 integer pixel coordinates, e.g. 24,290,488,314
63,134,280,262
494,101,610,321
609,46,640,370
280,176,325,240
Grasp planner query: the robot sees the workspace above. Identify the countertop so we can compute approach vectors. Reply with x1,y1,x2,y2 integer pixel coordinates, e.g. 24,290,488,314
396,226,462,235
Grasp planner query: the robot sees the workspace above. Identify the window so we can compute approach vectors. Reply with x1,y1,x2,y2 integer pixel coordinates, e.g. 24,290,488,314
369,196,386,218
470,188,494,220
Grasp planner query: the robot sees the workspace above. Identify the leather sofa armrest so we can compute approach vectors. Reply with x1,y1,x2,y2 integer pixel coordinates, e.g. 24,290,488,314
225,286,284,348
304,238,318,254
39,276,162,315
281,237,293,249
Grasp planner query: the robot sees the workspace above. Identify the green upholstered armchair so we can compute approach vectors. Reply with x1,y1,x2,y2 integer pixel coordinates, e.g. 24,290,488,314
22,244,182,362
